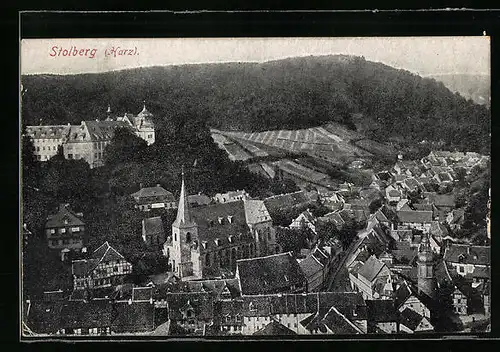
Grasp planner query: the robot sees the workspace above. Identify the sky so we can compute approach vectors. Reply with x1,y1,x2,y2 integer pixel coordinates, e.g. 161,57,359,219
20,37,490,76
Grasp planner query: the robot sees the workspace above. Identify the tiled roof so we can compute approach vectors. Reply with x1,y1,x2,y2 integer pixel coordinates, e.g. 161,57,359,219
319,307,361,334
25,125,71,140
111,301,155,333
142,217,164,235
253,320,297,335
237,252,306,295
397,210,433,224
426,193,455,208
366,300,398,323
430,221,449,237
59,299,113,329
45,204,85,228
162,292,214,321
91,241,126,262
82,120,134,142
154,278,241,300
72,259,100,277
443,244,490,266
298,254,324,278
131,186,175,202
400,307,424,331
244,199,272,224
464,266,490,280
357,256,387,283
264,191,315,215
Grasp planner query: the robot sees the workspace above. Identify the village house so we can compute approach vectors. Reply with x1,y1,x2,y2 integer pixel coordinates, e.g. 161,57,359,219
443,244,490,279
212,292,367,335
165,173,279,280
366,299,399,333
297,246,332,292
131,184,177,211
160,292,214,336
71,241,133,291
399,307,433,333
142,216,166,250
348,255,392,300
213,190,250,203
237,252,307,295
396,210,433,234
45,204,85,256
263,190,318,224
446,208,466,231
394,281,431,319
289,209,318,234
385,185,403,204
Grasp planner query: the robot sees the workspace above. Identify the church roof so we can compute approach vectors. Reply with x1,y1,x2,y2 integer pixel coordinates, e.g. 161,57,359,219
173,173,195,228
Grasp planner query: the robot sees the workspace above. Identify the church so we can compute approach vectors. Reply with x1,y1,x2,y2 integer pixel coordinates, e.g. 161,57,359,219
164,173,280,280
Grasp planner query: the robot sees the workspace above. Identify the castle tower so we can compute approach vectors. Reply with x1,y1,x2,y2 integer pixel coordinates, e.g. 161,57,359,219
169,170,199,279
417,234,436,298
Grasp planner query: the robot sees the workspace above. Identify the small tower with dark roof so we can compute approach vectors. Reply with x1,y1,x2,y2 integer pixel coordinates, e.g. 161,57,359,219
417,233,436,298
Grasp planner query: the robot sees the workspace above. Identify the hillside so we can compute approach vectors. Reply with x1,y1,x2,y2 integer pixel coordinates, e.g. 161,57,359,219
428,73,490,106
21,55,490,154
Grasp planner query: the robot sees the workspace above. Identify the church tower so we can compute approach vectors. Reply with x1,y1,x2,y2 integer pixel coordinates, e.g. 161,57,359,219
169,170,199,279
417,234,436,298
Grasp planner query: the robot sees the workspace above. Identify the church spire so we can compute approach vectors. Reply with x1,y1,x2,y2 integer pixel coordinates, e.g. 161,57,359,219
173,167,194,228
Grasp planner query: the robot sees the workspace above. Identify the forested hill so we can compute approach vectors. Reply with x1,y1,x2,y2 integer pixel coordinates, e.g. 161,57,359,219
21,55,490,154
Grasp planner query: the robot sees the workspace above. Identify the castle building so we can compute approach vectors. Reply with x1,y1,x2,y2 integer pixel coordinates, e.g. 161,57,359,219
25,125,71,161
165,172,279,280
25,104,155,168
417,234,436,299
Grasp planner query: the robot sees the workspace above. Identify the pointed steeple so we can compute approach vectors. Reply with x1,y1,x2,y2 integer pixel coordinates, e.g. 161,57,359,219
173,167,195,228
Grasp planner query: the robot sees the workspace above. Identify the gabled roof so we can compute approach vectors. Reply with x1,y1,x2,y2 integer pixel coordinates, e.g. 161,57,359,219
264,191,315,215
443,244,490,266
82,120,134,142
72,242,128,277
253,320,297,335
357,256,387,283
45,204,85,228
244,199,272,224
426,193,455,208
320,306,362,334
397,210,433,224
142,217,164,235
400,307,425,331
237,252,306,295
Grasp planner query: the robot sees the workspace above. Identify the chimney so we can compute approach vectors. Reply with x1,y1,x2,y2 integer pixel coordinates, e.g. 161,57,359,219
156,183,161,187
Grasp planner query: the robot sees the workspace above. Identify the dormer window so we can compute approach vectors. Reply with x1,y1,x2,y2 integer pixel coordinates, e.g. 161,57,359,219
284,275,289,282
228,235,233,243
218,217,224,225
249,302,256,311
202,241,207,249
227,216,233,224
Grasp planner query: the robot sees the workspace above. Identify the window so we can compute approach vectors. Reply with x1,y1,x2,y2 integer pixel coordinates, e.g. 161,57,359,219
72,227,80,232
174,232,177,241
75,154,80,159
68,154,73,159
60,228,66,234
37,155,41,160
186,232,192,243
50,229,55,234
36,146,40,151
94,153,98,159
42,146,45,151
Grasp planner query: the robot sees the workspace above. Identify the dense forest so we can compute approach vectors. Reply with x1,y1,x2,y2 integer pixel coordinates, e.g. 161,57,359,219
21,55,490,155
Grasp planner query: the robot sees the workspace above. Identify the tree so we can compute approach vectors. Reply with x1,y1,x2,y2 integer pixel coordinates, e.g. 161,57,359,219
104,127,148,166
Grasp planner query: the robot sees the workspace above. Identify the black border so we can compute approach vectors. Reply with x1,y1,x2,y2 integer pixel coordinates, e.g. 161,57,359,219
15,9,499,346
